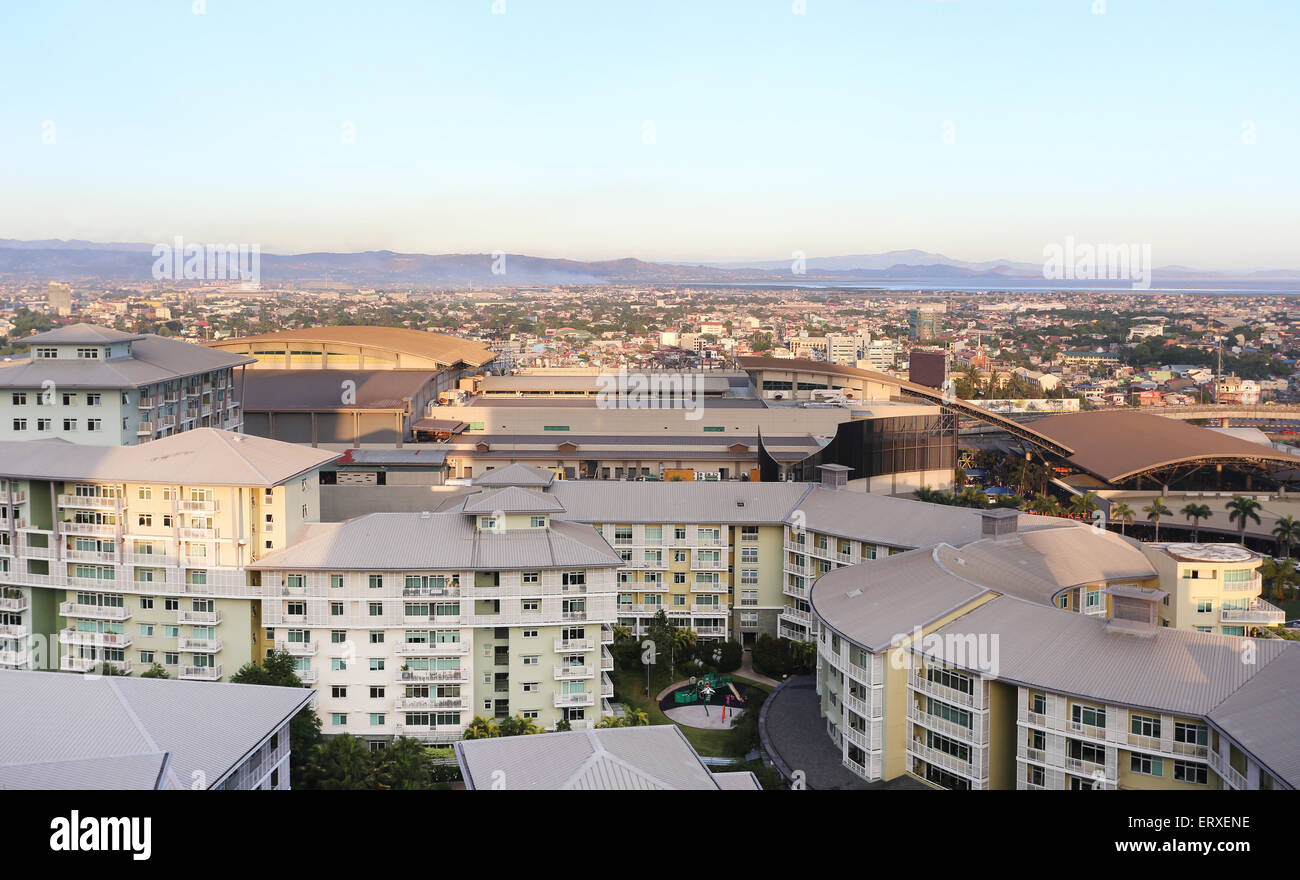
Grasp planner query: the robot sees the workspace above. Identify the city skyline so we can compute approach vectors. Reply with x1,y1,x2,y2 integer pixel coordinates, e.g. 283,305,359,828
2,1,1297,269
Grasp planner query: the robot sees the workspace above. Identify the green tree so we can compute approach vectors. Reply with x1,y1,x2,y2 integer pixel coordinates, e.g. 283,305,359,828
302,734,374,790
1225,495,1262,544
1272,514,1300,557
497,714,541,737
1143,497,1172,542
1259,557,1297,602
462,715,500,739
230,650,321,785
139,662,170,679
1068,491,1100,520
371,737,434,790
1180,503,1212,543
1111,502,1136,536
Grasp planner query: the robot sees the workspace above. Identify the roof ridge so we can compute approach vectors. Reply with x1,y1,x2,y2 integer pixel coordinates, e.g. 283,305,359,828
104,679,182,788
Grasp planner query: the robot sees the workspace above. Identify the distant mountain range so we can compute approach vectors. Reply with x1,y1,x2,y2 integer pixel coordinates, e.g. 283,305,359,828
1,239,1296,288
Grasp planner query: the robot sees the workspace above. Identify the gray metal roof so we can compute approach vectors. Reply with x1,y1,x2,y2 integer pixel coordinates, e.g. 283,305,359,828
925,596,1293,719
240,369,438,412
247,512,623,571
23,323,144,344
0,670,313,790
461,486,566,514
456,725,738,790
545,481,813,525
0,428,339,487
810,547,992,651
1206,646,1300,789
473,462,557,487
0,331,254,389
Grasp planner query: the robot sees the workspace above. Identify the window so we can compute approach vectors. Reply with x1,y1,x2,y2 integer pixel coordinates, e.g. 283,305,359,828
331,686,348,698
522,655,539,666
522,629,537,638
331,714,348,727
1173,722,1208,747
139,624,154,637
522,600,540,612
369,658,385,671
36,419,50,431
1071,703,1106,730
522,571,539,584
1130,754,1163,777
370,714,386,727
1172,761,1208,785
139,597,153,610
12,419,26,431
76,348,100,360
1196,600,1214,613
330,574,344,589
530,515,546,528
522,682,539,693
330,602,344,616
165,652,178,665
1130,714,1161,739
10,393,26,405
368,631,384,644
368,574,383,589
87,419,102,432
86,393,101,406
139,651,154,664
368,602,383,616
369,686,385,699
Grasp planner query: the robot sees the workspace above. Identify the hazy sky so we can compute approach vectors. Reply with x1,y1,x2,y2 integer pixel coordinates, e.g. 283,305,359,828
1,1,1297,268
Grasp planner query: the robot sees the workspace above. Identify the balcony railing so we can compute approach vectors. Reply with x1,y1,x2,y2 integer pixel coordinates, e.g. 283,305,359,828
0,595,29,613
178,609,222,625
276,639,317,656
61,656,132,675
59,602,130,621
554,638,594,652
1221,598,1285,624
59,628,131,648
179,664,223,681
397,668,467,683
554,691,594,708
393,696,467,711
178,637,222,653
554,664,594,680
58,494,123,510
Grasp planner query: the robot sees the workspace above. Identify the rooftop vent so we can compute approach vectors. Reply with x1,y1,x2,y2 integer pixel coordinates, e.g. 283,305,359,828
818,463,851,490
980,508,1020,541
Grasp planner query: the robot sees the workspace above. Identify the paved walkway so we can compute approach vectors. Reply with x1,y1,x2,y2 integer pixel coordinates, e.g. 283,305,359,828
738,651,782,688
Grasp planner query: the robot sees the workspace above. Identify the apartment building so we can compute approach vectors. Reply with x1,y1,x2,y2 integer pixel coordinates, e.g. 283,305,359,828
1140,542,1283,636
247,488,625,742
809,511,1298,791
0,429,337,679
0,323,252,445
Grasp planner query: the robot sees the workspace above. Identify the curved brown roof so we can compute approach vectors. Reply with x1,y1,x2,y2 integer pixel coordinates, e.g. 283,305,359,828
209,325,495,368
1030,410,1300,483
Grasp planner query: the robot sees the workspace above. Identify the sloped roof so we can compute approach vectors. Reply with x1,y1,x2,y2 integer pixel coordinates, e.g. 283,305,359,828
0,670,313,790
455,726,738,790
0,428,339,487
0,332,254,388
246,512,623,571
1207,646,1300,788
461,486,566,514
22,323,143,344
210,326,495,368
924,596,1293,718
240,369,438,411
1030,411,1300,483
473,463,557,488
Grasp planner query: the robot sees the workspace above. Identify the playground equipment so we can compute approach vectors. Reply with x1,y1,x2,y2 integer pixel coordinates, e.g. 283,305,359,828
671,674,740,706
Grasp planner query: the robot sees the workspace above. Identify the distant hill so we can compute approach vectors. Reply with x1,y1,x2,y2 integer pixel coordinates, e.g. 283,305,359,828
0,239,1295,288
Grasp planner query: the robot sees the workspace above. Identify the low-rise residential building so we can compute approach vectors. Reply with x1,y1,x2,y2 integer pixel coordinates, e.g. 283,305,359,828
247,488,624,741
809,511,1298,790
0,429,337,678
1140,542,1282,636
0,323,251,445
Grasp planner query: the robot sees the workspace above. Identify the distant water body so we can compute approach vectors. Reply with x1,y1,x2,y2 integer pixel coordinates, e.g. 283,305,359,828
686,280,1300,295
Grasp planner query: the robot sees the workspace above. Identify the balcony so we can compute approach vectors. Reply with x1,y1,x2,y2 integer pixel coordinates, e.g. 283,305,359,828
0,649,29,667
179,664,223,681
177,609,222,625
0,623,28,640
179,499,218,513
61,656,132,675
276,639,317,656
58,494,123,511
59,602,130,621
554,664,594,680
554,638,594,652
0,594,29,613
1221,598,1285,625
297,669,318,684
178,637,222,653
691,603,724,614
136,422,155,436
1208,749,1246,790
179,527,217,540
554,691,595,708
137,396,156,409
600,673,614,698
60,521,117,538
64,548,118,564
600,649,614,671
397,668,467,683
600,628,614,645
393,696,467,711
59,628,131,648
395,641,469,656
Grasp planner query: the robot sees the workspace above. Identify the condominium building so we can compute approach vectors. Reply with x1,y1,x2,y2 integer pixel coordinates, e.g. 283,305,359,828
247,486,624,741
809,510,1299,790
0,429,337,679
0,323,252,445
1140,542,1283,636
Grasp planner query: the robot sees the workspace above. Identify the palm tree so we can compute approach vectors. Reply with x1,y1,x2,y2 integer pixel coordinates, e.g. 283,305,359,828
1259,557,1297,602
1225,495,1263,545
1180,503,1212,542
1111,502,1135,536
1067,491,1100,520
955,487,988,508
1143,497,1172,542
1025,493,1062,516
1273,514,1300,557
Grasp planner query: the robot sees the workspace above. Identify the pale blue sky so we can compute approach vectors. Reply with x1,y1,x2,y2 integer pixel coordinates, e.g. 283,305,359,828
1,0,1296,268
